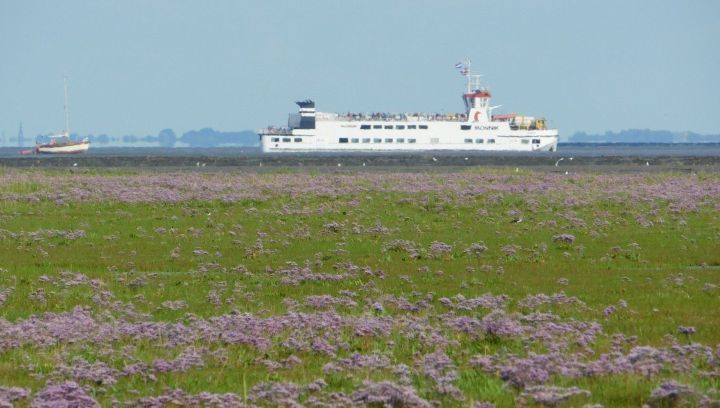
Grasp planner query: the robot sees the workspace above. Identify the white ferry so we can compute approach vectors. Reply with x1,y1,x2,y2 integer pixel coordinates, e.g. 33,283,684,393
259,62,558,152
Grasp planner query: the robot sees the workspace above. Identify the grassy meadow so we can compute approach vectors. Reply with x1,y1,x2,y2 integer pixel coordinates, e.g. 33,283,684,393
0,167,718,407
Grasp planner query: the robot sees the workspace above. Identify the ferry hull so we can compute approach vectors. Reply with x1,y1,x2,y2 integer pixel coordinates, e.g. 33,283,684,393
260,121,558,153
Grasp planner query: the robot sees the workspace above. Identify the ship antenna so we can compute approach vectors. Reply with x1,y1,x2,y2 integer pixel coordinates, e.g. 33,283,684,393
64,76,70,137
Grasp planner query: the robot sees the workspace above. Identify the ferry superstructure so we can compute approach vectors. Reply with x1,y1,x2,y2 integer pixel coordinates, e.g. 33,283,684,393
259,62,558,152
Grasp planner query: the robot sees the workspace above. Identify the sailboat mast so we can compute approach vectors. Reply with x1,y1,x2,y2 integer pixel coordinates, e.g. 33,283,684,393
63,77,70,137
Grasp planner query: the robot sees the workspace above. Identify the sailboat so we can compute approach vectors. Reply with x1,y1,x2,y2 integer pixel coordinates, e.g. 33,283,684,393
35,77,90,154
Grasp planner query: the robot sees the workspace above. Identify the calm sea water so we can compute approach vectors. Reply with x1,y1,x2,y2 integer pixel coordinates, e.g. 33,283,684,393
1,144,719,158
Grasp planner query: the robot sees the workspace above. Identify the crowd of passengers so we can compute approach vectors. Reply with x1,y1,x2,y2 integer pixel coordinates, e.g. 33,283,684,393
334,112,469,121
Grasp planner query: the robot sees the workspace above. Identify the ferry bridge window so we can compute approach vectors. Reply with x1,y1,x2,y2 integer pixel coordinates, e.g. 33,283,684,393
475,138,484,143
294,138,303,142
384,125,393,129
521,139,529,144
532,139,541,144
271,137,280,143
461,125,471,130
282,137,291,142
408,138,417,143
385,138,393,143
373,138,382,143
339,138,349,143
419,125,429,130
464,138,473,143
362,138,370,143
373,125,382,129
488,139,496,144
397,138,405,143
360,124,371,130
407,125,417,129
351,138,359,143
396,125,405,130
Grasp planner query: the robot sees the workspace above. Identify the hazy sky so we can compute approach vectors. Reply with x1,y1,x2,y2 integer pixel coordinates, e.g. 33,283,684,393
1,0,718,142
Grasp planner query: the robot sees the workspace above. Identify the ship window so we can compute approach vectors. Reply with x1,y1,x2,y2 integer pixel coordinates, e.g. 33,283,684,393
408,138,417,143
373,125,382,129
385,138,393,143
488,139,495,144
373,138,382,143
532,139,541,144
339,138,349,143
282,137,291,142
521,139,529,144
362,138,370,143
351,138,359,143
430,137,439,144
294,137,302,142
360,124,371,130
461,125,471,130
271,137,280,143
475,138,484,144
384,125,393,129
397,138,405,143
408,125,417,129
464,138,473,143
396,125,405,130
419,125,429,129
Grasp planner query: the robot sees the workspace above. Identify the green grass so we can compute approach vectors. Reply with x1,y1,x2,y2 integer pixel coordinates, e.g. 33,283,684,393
0,168,718,406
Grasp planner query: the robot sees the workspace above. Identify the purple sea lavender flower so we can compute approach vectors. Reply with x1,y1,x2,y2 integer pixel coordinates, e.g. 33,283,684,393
32,381,100,408
419,350,464,400
248,381,301,406
678,326,696,336
647,381,698,407
338,352,390,370
518,385,590,407
57,358,118,385
130,389,243,407
603,305,616,317
351,381,432,408
500,244,519,257
161,300,187,310
0,386,30,406
307,378,327,393
0,288,13,306
323,222,342,233
552,234,576,245
383,239,420,258
429,241,453,258
192,248,209,256
464,242,488,258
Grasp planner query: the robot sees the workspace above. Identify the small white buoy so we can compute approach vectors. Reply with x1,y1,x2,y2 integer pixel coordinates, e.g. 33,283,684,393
464,157,468,161
73,163,77,167
201,163,206,167
565,171,569,175
196,162,200,167
646,161,650,166
337,163,342,167
432,157,437,162
362,162,366,167
569,157,574,161
515,167,519,172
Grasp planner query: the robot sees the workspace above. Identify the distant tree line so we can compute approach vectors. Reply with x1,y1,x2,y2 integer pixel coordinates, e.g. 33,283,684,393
569,129,720,143
31,128,260,147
